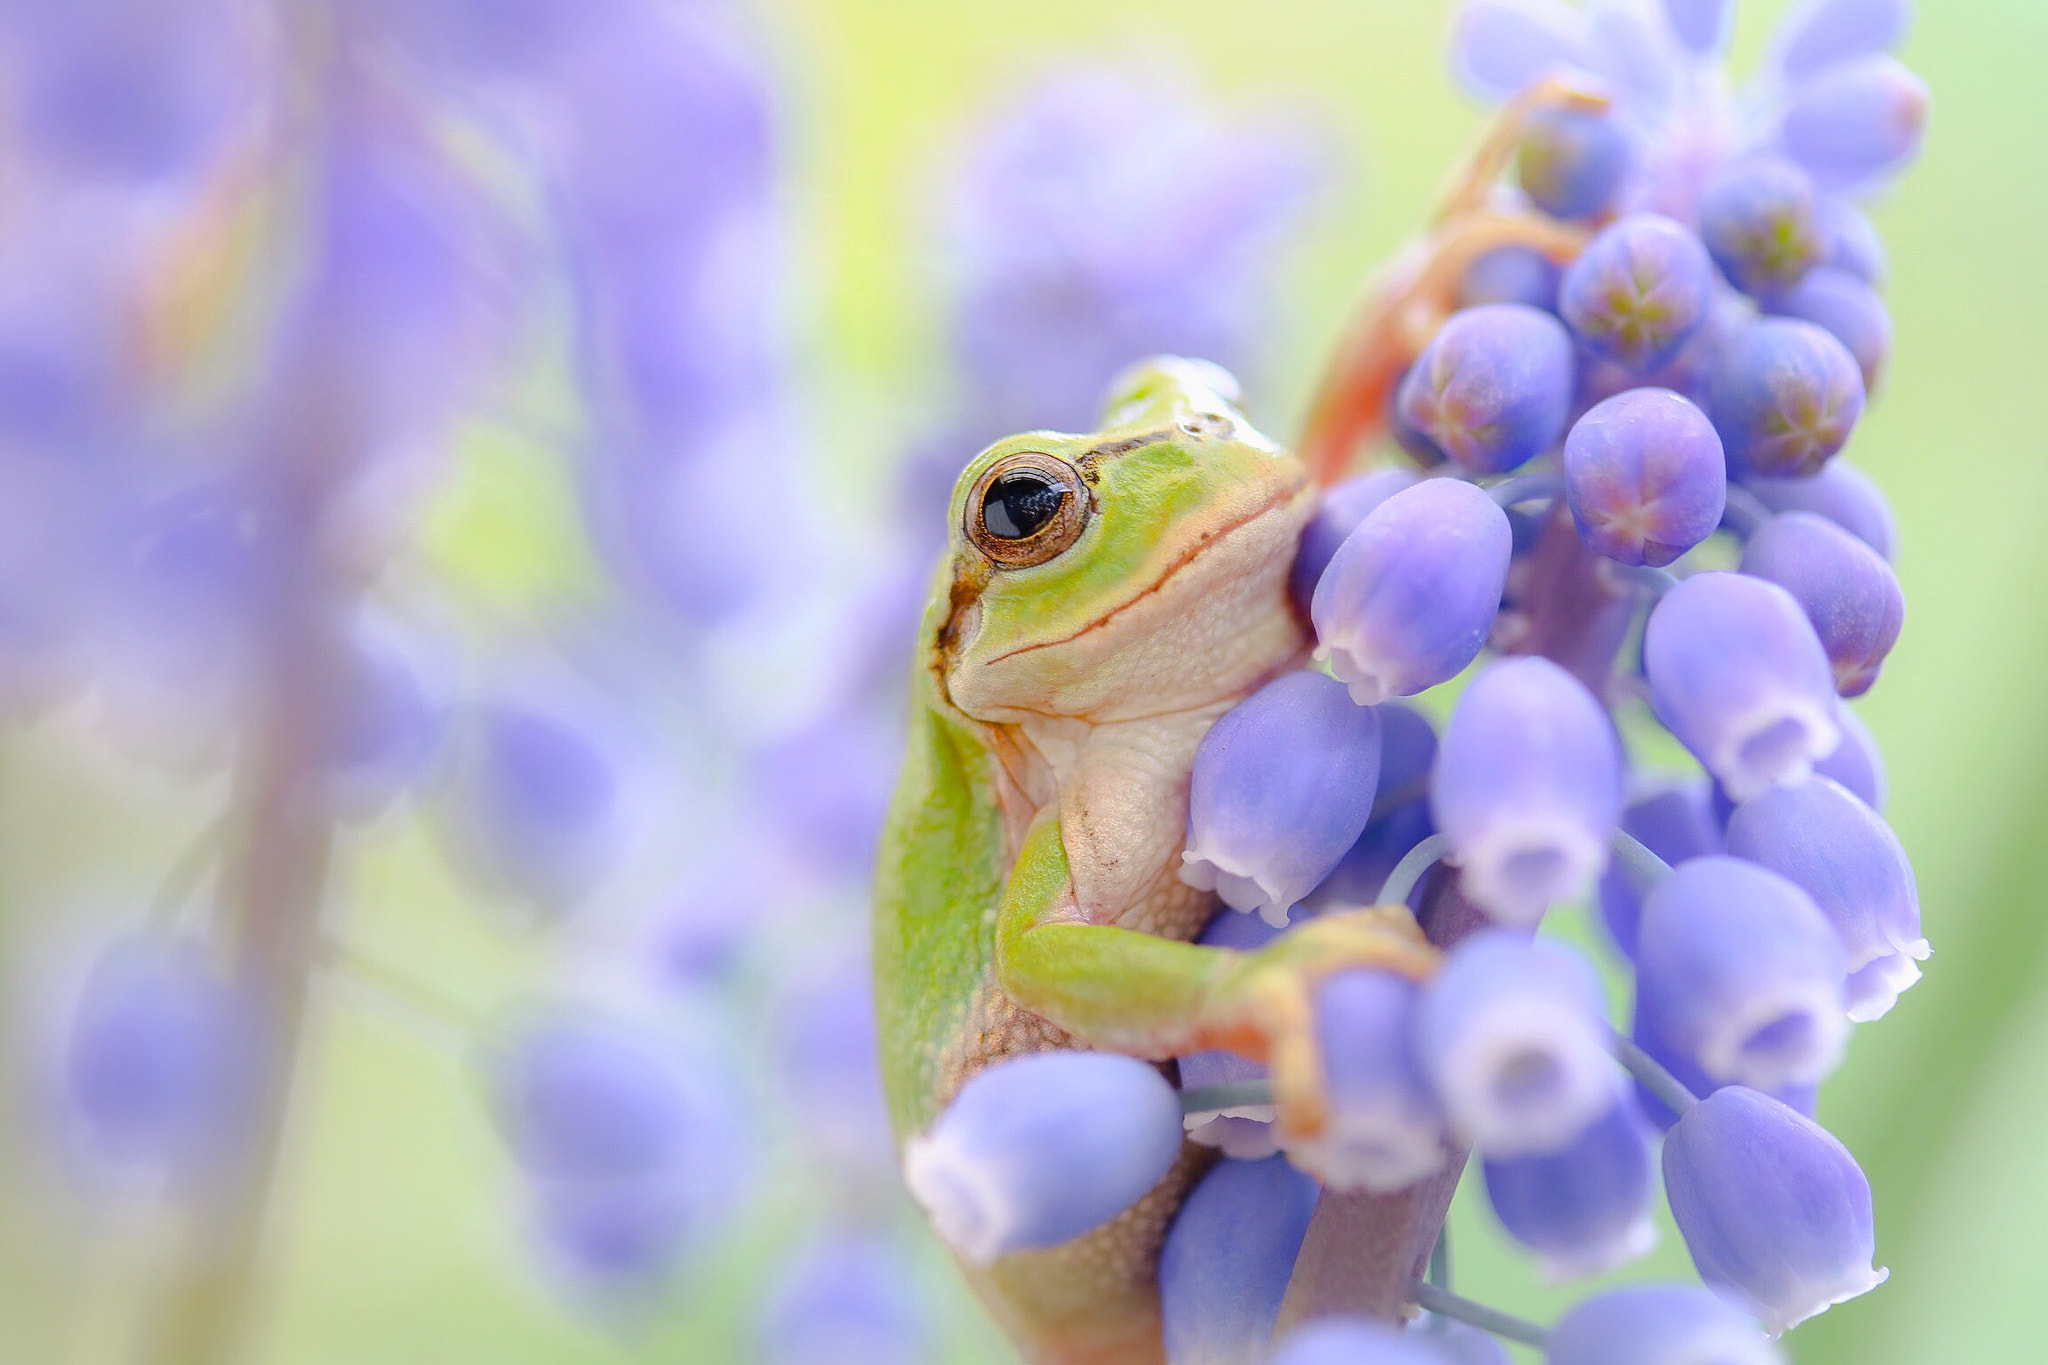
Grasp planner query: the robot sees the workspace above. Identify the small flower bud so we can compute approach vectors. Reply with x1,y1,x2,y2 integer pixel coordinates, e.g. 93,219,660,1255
1698,157,1826,297
1740,512,1904,697
1635,856,1848,1092
1560,214,1716,373
1517,107,1630,221
1290,467,1423,616
1482,1097,1657,1278
1548,1284,1783,1365
1816,705,1888,811
1179,907,1281,1158
1767,266,1892,391
903,1052,1182,1264
1816,196,1887,286
1724,775,1926,1021
1563,387,1727,567
1417,933,1616,1156
1181,671,1382,927
1663,0,1734,54
1395,304,1575,474
1311,478,1513,706
1664,1086,1887,1333
1644,571,1841,801
1779,54,1929,192
1432,657,1622,926
757,1229,928,1365
1744,458,1897,560
1159,1155,1319,1364
1596,778,1723,958
1709,318,1865,478
1459,245,1561,312
1292,969,1445,1192
1774,0,1912,84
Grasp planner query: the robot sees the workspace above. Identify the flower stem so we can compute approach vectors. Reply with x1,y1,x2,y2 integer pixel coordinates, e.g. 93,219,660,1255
1487,471,1564,509
1178,1079,1274,1117
1408,1280,1549,1348
1378,833,1451,908
1607,1026,1700,1114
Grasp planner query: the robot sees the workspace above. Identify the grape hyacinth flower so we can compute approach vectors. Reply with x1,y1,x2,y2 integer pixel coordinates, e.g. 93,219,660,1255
1634,856,1848,1092
1815,197,1887,286
1270,1317,1457,1365
1394,304,1575,474
1746,458,1898,561
1562,387,1727,567
1773,0,1913,83
1725,775,1927,1021
1180,670,1382,927
1778,55,1930,193
1291,969,1445,1193
903,1052,1182,1264
1767,267,1892,391
1548,1284,1782,1365
1416,933,1616,1156
1663,1086,1886,1333
63,934,252,1175
1643,571,1841,801
1740,511,1905,696
1696,157,1826,298
1458,245,1561,313
756,1228,929,1365
1158,1155,1319,1365
1481,1097,1657,1278
1517,105,1631,221
1178,910,1280,1158
1289,467,1422,615
1709,318,1866,478
1432,657,1621,926
1559,215,1716,373
1311,478,1513,705
1596,778,1723,958
1306,703,1440,912
1817,704,1888,811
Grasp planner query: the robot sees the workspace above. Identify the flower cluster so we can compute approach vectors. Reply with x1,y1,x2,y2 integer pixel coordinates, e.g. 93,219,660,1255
906,0,1928,1358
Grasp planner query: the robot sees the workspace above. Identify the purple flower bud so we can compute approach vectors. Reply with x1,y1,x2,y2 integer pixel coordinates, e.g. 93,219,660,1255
903,1052,1182,1264
324,620,446,821
1549,1284,1783,1365
1180,908,1282,1157
1709,318,1865,479
1744,459,1897,561
1311,478,1513,705
1450,0,1588,102
1482,1097,1657,1277
1310,801,1441,915
772,957,892,1169
1697,157,1826,297
1662,0,1734,54
1766,267,1891,392
1724,775,1925,1021
1416,1318,1512,1365
1417,933,1616,1155
1563,387,1727,567
1291,468,1424,616
1596,777,1724,958
1664,1086,1887,1333
757,1228,928,1365
1643,571,1841,800
1459,245,1561,313
1160,1155,1319,1363
1779,55,1930,192
1815,197,1887,286
440,696,629,909
1816,704,1887,811
1181,671,1382,927
1740,512,1904,696
1560,214,1716,373
63,934,251,1173
1271,1317,1460,1365
1293,970,1445,1192
1517,108,1631,221
1635,857,1848,1091
1432,657,1621,926
1774,0,1912,83
1395,305,1575,474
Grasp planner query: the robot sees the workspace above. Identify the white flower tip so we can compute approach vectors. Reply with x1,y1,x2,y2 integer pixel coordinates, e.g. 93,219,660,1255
1445,1010,1614,1155
1766,1262,1890,1336
1535,1216,1658,1282
1718,703,1840,802
1700,989,1849,1091
1289,1111,1445,1194
1180,851,1294,923
1846,951,1925,1023
1257,901,1295,930
1321,647,1392,707
1460,825,1605,927
902,1132,1010,1265
1185,1113,1279,1159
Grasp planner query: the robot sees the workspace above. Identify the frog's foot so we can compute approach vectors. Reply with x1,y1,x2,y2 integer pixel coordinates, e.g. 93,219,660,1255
1199,907,1439,1143
1297,75,1610,486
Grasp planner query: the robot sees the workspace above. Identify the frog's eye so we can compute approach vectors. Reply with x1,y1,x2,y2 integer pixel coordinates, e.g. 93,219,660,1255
966,452,1090,568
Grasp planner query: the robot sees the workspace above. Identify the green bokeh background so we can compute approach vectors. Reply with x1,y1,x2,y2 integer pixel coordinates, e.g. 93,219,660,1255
4,2,2045,1362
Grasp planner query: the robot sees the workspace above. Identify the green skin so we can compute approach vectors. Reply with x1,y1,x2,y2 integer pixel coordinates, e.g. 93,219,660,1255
873,358,1434,1365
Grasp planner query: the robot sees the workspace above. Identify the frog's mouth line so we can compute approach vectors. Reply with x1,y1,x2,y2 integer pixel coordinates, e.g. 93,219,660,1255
980,484,1303,667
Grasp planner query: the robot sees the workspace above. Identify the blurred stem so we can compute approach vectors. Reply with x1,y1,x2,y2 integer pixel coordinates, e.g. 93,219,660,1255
1377,833,1450,908
1408,1281,1548,1349
1607,1027,1699,1115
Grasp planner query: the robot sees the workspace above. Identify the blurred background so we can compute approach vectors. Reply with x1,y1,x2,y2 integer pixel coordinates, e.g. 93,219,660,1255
0,1,2040,1362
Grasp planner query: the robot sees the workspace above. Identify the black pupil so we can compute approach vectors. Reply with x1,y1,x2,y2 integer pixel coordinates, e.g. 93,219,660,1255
983,472,1067,540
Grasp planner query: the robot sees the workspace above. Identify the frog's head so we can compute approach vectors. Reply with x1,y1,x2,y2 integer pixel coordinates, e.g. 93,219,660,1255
933,357,1315,725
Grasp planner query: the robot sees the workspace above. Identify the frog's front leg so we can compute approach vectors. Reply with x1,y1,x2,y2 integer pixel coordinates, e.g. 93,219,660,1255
995,809,1438,1144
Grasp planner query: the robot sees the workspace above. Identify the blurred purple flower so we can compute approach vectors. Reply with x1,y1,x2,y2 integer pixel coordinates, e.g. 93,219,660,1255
757,1227,931,1365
